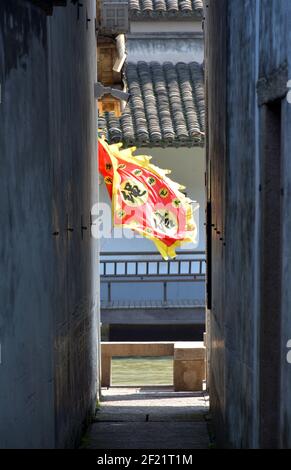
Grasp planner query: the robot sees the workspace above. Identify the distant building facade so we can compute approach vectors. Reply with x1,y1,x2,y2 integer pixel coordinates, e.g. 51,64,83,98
205,0,291,449
98,1,206,342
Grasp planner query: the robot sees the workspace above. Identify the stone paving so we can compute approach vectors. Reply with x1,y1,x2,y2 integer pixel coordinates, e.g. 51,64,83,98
83,387,210,449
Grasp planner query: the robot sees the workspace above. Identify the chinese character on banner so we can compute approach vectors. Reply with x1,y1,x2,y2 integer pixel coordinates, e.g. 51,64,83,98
98,137,198,259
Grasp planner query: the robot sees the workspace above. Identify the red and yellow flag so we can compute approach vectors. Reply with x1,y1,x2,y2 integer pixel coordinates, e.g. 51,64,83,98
98,138,198,259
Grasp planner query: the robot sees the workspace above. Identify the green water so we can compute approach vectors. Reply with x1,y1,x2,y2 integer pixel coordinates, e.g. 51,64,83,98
111,356,173,386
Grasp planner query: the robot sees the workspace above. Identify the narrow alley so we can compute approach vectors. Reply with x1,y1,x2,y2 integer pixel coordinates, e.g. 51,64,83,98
1,0,291,453
83,387,210,450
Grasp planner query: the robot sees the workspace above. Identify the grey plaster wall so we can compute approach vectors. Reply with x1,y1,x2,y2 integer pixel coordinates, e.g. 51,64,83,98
127,37,204,64
0,0,99,448
206,0,291,448
99,147,205,253
99,146,205,307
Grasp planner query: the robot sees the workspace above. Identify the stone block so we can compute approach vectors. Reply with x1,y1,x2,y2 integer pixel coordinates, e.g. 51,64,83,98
174,342,205,392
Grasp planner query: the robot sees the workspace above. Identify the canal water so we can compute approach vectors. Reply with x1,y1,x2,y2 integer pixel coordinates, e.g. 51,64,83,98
111,356,173,386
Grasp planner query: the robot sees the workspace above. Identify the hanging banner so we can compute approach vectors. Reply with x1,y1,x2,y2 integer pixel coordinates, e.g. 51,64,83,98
98,137,198,259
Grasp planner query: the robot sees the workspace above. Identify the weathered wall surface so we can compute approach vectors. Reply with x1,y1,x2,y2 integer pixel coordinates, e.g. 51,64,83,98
0,0,99,448
99,147,205,253
206,0,291,448
261,0,291,450
127,36,204,64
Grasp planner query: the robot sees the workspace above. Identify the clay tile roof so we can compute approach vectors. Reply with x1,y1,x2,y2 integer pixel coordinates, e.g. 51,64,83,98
99,61,205,148
129,0,204,20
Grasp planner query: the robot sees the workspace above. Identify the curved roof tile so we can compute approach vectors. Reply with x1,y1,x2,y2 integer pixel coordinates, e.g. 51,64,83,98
99,61,205,148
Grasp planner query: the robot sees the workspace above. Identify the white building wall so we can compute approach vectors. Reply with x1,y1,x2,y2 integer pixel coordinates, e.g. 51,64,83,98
127,19,204,64
99,147,205,253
